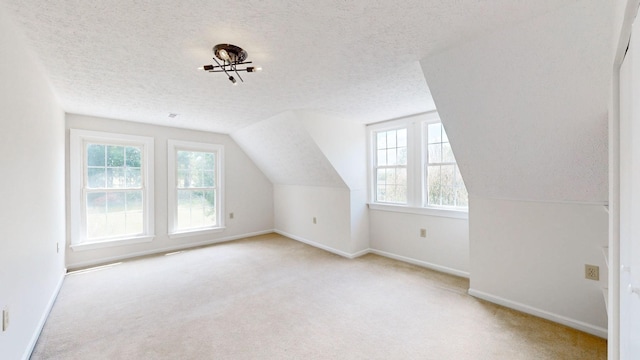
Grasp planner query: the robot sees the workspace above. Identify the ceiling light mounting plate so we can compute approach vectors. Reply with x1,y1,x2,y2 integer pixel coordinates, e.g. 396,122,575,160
213,44,248,63
200,43,260,85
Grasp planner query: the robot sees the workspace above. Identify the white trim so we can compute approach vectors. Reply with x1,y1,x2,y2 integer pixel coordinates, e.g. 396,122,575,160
66,230,273,270
367,112,469,210
369,249,470,278
70,235,154,251
368,203,468,219
470,195,608,207
23,269,66,360
274,230,365,259
351,248,370,258
167,139,224,235
365,110,439,127
168,227,225,239
468,288,608,339
69,129,155,247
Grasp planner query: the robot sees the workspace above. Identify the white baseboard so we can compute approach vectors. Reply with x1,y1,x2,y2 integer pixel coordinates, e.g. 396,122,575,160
274,230,366,259
67,230,274,270
23,268,66,360
368,249,470,278
468,288,608,339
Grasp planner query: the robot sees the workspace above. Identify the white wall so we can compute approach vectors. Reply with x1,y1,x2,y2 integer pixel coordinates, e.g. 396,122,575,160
0,11,66,360
65,114,274,269
233,110,370,256
469,197,608,337
419,0,612,337
274,184,354,256
369,210,469,278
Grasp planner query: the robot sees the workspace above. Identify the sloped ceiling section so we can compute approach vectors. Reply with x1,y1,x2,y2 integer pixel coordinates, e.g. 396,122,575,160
231,111,347,188
300,111,367,191
420,0,611,203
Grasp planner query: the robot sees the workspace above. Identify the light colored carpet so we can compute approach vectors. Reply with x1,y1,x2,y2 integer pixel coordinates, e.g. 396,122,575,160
31,233,606,359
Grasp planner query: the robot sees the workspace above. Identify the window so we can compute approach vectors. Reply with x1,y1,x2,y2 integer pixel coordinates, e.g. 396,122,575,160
425,123,468,208
168,140,224,236
374,128,408,204
368,112,468,216
70,130,154,250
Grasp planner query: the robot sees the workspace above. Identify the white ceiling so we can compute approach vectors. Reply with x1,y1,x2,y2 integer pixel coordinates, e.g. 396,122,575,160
1,1,574,134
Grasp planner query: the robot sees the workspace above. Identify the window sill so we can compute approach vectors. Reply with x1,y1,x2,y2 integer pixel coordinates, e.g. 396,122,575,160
71,235,155,252
368,203,468,219
168,227,225,239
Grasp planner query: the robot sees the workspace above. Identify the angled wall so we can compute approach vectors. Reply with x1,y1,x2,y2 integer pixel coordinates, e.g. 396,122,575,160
232,110,368,255
421,0,611,336
0,10,66,359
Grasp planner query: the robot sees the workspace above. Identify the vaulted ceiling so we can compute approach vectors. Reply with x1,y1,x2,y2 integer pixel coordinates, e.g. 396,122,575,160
1,0,574,134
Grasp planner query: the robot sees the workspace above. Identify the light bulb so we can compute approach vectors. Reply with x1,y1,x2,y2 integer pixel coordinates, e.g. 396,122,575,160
218,49,230,60
229,76,237,85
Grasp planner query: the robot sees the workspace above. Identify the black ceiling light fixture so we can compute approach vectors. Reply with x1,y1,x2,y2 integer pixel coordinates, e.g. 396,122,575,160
199,44,261,85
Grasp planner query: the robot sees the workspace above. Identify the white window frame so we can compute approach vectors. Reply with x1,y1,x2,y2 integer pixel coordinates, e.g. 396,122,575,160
70,129,155,251
167,140,225,238
367,112,468,219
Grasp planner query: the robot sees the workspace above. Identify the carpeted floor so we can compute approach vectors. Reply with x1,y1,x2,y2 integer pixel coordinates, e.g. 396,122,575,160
31,233,606,359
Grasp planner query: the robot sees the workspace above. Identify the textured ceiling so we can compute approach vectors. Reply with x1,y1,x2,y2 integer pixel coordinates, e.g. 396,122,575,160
0,0,575,134
421,0,610,203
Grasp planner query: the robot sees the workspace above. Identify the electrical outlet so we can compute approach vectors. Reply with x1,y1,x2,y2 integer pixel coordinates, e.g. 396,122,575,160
585,264,599,281
313,217,317,224
2,308,8,332
420,228,427,238
229,212,234,219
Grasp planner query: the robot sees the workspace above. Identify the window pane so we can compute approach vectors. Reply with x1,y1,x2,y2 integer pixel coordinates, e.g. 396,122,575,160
87,168,106,188
398,147,407,165
377,149,387,166
376,169,386,184
376,184,386,202
177,190,192,229
86,192,107,239
126,168,142,188
428,144,442,164
107,168,125,188
105,192,126,236
177,151,190,169
442,143,455,163
177,169,189,188
125,146,141,167
203,170,215,187
125,191,143,234
428,123,442,144
107,146,124,167
87,144,105,166
387,148,397,165
387,130,397,148
377,167,407,204
177,189,218,230
203,190,217,226
190,170,202,188
440,165,456,206
377,132,387,149
203,153,215,169
427,165,441,206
